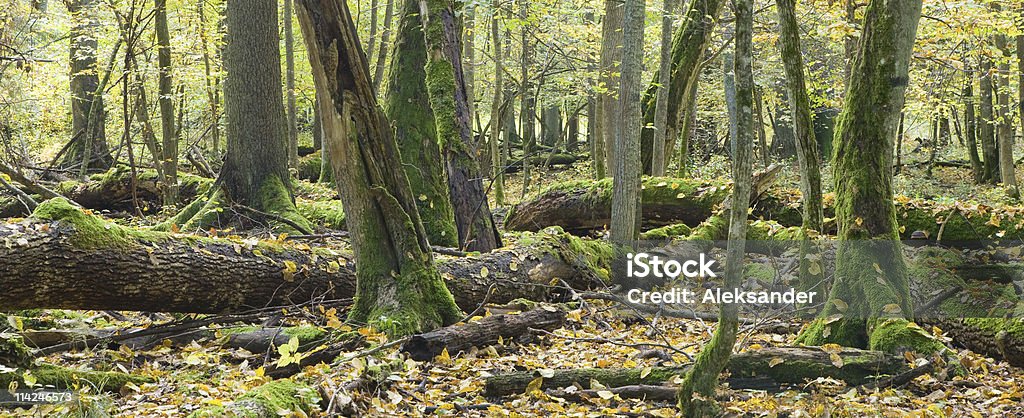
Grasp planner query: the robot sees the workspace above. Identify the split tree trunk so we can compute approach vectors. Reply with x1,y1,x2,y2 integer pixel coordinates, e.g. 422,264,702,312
295,0,463,335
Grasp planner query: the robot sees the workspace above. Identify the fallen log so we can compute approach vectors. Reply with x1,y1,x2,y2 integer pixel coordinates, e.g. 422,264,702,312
505,167,780,233
401,307,567,361
502,154,579,174
483,346,907,397
0,198,611,314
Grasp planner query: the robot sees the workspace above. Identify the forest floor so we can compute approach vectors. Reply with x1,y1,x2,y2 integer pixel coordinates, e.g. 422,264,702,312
5,147,1024,417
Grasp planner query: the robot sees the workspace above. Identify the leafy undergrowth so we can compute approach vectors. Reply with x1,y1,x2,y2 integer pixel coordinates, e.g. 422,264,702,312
4,300,1023,417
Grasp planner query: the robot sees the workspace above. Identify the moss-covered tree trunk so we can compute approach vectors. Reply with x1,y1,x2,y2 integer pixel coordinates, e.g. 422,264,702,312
62,0,113,173
639,0,722,175
795,0,944,356
418,0,502,252
774,0,823,294
676,0,752,413
384,0,459,247
163,0,311,235
295,0,463,335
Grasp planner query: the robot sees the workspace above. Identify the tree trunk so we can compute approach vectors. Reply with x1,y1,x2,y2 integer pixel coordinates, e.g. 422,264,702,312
540,105,561,147
963,68,983,184
490,1,506,206
384,0,459,247
463,2,476,126
649,0,675,177
979,57,998,184
197,0,221,156
640,0,722,175
993,20,1018,197
372,0,395,90
676,80,698,177
419,0,502,253
609,0,644,245
295,0,463,335
598,0,624,174
62,0,113,173
795,0,939,356
677,0,752,412
154,0,178,206
165,0,312,235
284,0,299,168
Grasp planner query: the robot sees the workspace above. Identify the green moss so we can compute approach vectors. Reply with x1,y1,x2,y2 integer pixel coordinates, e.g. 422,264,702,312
188,380,318,418
0,333,33,369
32,198,168,249
295,199,346,230
640,223,692,240
256,175,314,235
0,364,152,392
296,155,323,181
868,318,945,354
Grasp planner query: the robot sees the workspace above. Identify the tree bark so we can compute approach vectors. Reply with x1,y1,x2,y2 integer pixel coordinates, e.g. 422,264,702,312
384,0,459,247
62,0,112,173
296,0,464,335
154,0,178,206
992,17,1018,197
419,0,502,253
609,0,644,245
598,0,624,174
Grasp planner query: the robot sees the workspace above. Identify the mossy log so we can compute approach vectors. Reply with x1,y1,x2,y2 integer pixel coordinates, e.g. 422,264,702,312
0,200,611,313
505,177,734,233
55,166,213,212
401,307,566,361
188,379,318,418
505,167,778,233
483,346,906,397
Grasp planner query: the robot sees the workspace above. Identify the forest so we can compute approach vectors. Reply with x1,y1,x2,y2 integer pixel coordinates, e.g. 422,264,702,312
1,0,1024,415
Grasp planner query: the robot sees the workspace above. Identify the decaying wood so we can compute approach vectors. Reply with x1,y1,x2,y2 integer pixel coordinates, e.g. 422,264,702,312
484,346,907,397
0,206,603,314
401,307,566,361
